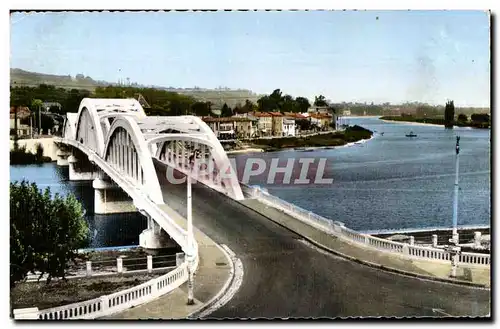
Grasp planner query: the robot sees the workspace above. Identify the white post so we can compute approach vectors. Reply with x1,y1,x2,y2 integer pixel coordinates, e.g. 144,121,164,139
86,261,92,277
187,174,195,305
474,231,482,249
147,255,153,273
409,236,415,246
117,257,123,274
176,252,185,266
432,234,438,248
13,308,40,320
101,296,109,312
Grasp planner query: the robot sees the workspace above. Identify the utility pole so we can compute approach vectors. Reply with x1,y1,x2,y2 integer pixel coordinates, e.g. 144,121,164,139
186,173,195,305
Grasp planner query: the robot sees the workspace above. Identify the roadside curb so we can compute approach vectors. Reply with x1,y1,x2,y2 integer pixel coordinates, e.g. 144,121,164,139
238,199,490,290
187,243,241,319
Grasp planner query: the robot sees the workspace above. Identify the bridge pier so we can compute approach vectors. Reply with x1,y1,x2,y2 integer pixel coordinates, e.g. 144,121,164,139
139,216,177,250
68,155,100,181
56,150,70,166
93,178,137,214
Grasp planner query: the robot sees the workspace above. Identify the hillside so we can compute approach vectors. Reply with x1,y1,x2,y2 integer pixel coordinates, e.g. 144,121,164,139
10,68,261,108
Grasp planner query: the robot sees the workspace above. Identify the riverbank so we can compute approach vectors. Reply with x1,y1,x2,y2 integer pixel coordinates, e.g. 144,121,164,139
380,116,490,129
10,139,53,165
226,147,265,155
380,119,445,128
246,125,373,152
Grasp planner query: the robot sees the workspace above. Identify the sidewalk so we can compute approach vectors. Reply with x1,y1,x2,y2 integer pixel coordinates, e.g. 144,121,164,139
240,199,490,288
103,225,232,319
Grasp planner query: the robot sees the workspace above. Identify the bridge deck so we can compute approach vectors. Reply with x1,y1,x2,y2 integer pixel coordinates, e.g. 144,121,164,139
154,163,489,318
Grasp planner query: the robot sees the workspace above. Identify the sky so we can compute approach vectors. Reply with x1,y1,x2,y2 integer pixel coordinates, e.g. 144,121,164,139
10,10,490,107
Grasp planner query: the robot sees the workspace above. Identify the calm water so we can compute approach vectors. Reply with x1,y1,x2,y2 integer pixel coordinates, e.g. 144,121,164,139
10,117,491,246
234,117,491,232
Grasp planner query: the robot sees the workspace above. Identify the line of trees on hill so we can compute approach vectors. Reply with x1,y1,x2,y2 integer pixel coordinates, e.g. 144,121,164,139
11,84,490,124
10,85,333,118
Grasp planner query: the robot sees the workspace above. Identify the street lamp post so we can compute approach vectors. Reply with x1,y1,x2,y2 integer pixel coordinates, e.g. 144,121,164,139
186,173,195,305
451,136,460,244
448,135,461,278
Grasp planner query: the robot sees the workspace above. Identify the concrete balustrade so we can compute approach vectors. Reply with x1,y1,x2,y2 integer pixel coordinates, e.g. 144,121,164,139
244,184,490,267
14,263,190,320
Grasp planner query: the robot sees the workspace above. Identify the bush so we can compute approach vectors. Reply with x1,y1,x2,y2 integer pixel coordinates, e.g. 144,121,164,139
35,143,44,159
10,181,89,286
10,143,51,165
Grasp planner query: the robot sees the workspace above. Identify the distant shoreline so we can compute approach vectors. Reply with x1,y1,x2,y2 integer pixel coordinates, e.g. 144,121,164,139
380,117,490,129
380,119,444,128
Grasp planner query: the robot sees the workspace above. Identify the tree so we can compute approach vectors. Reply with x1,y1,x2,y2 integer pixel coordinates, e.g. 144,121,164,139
295,97,311,113
296,119,313,131
240,99,256,114
444,100,455,128
221,103,233,117
314,95,328,107
31,99,43,133
10,181,89,287
49,105,62,115
191,101,210,117
471,113,490,123
457,114,468,122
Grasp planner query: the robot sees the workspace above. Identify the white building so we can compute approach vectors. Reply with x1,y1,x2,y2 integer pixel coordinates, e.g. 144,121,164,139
282,118,296,137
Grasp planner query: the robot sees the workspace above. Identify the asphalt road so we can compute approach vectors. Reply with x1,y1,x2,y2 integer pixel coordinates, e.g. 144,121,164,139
155,165,490,318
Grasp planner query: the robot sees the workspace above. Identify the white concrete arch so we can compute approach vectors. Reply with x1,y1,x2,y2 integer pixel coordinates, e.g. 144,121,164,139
75,98,107,156
188,116,244,200
151,116,244,201
103,116,164,204
63,112,78,140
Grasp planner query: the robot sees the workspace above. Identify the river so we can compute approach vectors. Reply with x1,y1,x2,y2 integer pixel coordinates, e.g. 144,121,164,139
233,117,491,232
9,117,490,246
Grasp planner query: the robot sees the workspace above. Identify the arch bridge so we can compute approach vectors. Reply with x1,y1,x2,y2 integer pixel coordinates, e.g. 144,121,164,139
55,98,244,266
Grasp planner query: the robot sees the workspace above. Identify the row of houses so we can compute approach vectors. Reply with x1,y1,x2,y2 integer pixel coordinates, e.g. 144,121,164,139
203,107,337,140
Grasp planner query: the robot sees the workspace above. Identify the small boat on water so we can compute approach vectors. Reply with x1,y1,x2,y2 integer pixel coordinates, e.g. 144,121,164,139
380,132,384,136
405,131,417,138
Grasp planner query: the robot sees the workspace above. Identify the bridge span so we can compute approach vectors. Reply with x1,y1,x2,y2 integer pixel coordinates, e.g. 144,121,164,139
52,98,489,318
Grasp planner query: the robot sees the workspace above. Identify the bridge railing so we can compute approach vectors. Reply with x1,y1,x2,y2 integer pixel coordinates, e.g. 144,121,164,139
460,252,490,266
242,184,490,267
16,262,189,320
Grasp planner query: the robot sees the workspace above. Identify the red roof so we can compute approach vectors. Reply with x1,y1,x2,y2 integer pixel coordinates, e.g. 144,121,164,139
10,106,31,119
252,112,272,117
284,112,306,119
202,117,251,123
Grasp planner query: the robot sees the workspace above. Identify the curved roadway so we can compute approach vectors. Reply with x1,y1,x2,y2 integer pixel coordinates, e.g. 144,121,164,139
155,166,490,318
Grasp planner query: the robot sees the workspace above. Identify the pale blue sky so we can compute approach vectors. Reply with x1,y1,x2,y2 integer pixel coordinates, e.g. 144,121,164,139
10,10,490,107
